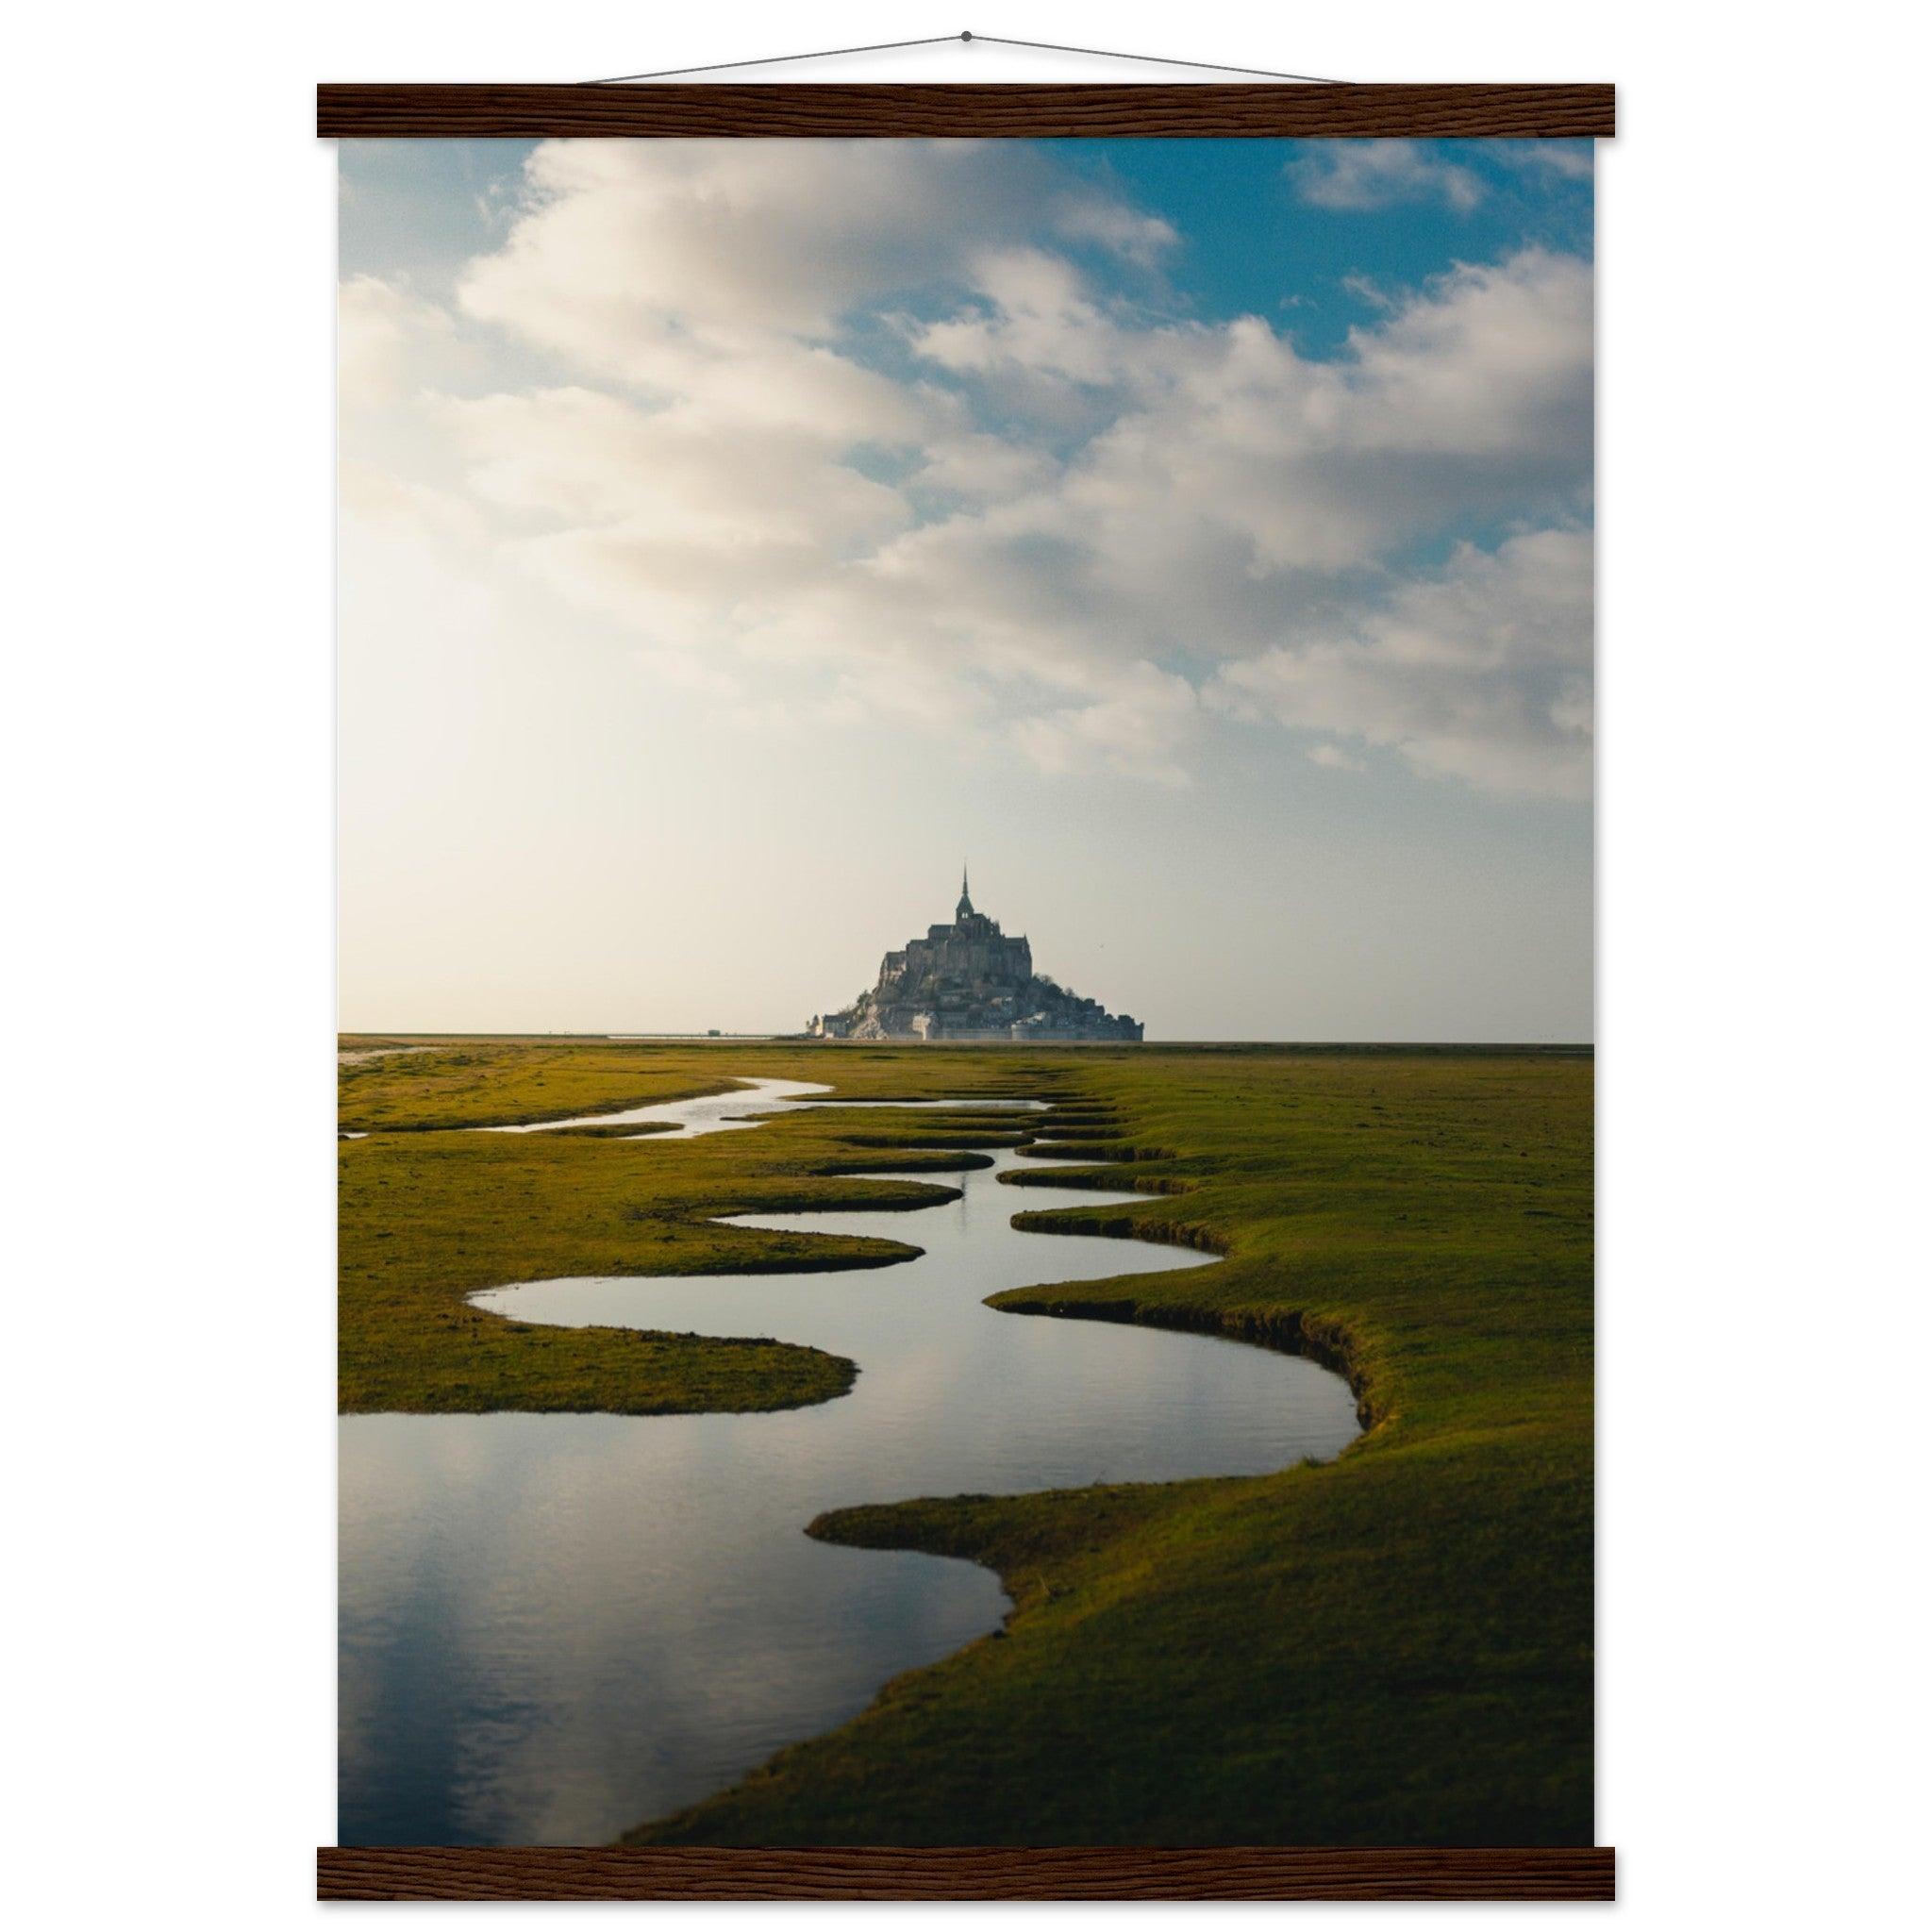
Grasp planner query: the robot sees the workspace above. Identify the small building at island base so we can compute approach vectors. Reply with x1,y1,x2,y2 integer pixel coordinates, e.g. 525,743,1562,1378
807,870,1142,1043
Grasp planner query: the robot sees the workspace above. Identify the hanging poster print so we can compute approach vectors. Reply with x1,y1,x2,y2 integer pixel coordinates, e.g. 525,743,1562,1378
325,77,1612,1902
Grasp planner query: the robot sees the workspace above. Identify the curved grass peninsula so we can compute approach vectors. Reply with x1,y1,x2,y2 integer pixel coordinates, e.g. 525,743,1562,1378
338,1037,1591,1847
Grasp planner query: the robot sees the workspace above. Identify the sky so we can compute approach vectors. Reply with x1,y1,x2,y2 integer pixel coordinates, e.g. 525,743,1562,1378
338,138,1593,1041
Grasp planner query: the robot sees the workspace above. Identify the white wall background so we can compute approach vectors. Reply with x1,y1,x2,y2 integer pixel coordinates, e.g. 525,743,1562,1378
8,5,1925,1926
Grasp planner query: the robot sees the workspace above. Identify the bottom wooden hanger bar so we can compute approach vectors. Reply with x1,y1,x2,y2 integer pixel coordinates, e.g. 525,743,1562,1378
317,1844,1616,1902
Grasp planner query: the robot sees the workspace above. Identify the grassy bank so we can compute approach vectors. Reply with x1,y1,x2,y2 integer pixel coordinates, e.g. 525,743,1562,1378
338,1039,1046,1414
628,1047,1593,1846
338,1039,741,1132
341,1038,1592,1842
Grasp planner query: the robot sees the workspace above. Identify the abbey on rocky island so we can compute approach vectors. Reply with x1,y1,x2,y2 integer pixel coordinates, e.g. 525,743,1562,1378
807,870,1143,1043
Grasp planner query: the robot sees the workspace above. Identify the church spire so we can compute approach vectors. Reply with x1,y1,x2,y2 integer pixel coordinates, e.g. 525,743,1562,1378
957,861,974,921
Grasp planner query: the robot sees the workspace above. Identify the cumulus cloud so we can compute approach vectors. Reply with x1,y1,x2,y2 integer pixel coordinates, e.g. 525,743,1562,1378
1494,140,1595,183
1210,528,1594,797
910,432,1056,501
340,142,1593,799
455,142,1169,425
339,274,470,405
1289,141,1486,213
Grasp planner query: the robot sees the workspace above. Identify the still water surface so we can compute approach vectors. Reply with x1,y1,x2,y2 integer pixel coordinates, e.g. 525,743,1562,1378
482,1074,835,1137
339,1083,1361,1845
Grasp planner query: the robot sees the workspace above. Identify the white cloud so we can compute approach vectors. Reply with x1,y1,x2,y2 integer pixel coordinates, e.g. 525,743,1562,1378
1210,528,1594,798
338,461,486,549
1289,141,1486,214
905,246,1591,563
440,385,908,554
910,432,1055,501
1306,743,1362,772
341,143,1593,800
633,648,744,702
1494,140,1595,183
339,275,470,405
1012,665,1201,789
454,142,1168,433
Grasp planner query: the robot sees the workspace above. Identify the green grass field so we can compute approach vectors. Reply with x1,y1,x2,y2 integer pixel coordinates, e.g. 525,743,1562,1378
340,1036,1592,1844
339,1041,1044,1413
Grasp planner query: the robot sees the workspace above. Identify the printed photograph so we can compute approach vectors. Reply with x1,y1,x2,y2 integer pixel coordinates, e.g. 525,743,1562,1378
337,134,1594,1848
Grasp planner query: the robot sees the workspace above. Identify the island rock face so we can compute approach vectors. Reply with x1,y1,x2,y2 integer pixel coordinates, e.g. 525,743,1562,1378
808,873,1142,1042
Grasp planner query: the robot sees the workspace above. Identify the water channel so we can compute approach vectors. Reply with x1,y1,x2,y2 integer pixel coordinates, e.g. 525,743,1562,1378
338,1080,1361,1844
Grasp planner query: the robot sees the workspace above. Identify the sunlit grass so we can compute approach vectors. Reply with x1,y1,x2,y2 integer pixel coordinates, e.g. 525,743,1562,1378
341,1036,1591,1843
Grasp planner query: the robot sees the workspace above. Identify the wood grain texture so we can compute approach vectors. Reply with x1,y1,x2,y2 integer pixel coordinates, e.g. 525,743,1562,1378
316,1845,1616,1902
315,83,1615,141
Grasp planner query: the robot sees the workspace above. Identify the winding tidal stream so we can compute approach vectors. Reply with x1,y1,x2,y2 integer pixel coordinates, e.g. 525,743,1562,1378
338,1080,1362,1845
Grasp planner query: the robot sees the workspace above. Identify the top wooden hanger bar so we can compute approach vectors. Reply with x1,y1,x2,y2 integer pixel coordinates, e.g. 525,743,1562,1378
315,83,1616,141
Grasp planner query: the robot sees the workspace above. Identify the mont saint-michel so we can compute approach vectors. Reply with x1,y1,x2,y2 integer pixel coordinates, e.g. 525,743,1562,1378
807,871,1143,1042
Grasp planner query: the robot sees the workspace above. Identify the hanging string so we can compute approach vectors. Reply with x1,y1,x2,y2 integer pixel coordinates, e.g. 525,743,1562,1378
584,35,961,85
956,34,1336,83
583,30,1340,88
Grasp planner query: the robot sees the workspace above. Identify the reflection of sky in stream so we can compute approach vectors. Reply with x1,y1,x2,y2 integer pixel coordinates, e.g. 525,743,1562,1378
483,1074,832,1136
339,1091,1362,1847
